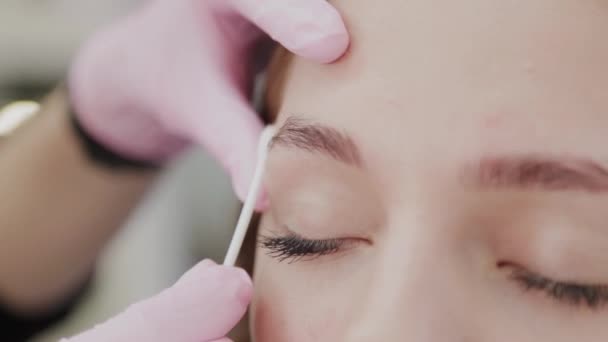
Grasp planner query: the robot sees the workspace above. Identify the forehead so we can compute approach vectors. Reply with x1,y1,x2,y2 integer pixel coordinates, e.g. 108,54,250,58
274,0,608,166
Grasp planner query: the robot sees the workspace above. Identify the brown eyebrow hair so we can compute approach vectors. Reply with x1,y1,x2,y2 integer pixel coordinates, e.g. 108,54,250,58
270,117,362,166
270,117,608,193
473,156,608,192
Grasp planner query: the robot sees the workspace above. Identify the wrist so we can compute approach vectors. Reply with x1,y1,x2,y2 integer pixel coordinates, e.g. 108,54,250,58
65,80,188,168
69,111,161,171
62,84,169,171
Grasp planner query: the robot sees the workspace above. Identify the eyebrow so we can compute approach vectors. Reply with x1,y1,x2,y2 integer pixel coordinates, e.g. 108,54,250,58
472,156,608,192
270,117,362,166
269,118,608,193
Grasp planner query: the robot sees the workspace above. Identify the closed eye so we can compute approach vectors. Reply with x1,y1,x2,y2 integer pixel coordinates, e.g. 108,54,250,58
500,262,608,310
259,233,345,263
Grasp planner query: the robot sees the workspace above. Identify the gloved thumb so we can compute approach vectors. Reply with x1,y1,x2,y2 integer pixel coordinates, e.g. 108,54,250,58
229,0,350,63
185,92,265,203
226,0,350,63
62,260,252,342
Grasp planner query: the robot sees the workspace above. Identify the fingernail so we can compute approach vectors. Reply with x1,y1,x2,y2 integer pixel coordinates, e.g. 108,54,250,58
251,1,350,63
232,165,252,202
235,269,253,306
236,268,252,286
290,31,350,63
200,259,217,268
233,178,247,203
255,190,270,211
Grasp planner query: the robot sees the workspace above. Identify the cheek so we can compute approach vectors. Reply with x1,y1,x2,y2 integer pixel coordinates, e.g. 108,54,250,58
250,295,289,342
251,253,353,341
252,292,345,342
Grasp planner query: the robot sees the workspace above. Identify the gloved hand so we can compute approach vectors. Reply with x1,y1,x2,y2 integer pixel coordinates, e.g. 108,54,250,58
69,0,349,200
61,260,252,342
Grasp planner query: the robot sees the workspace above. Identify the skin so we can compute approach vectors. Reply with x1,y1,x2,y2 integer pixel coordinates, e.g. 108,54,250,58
250,0,608,340
0,0,348,318
0,89,154,314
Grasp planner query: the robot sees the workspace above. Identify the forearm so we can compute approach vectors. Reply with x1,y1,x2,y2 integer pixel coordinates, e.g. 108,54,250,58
0,88,156,314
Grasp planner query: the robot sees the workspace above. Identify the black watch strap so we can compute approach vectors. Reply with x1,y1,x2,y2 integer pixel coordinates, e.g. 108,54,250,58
69,107,160,171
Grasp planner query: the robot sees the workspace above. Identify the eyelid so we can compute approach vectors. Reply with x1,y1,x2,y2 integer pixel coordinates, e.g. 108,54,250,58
499,261,608,309
267,193,380,238
260,234,344,263
278,223,372,242
259,228,367,263
498,261,603,287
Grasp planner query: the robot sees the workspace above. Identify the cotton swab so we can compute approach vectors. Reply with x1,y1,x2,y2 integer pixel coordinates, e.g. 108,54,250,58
223,125,276,266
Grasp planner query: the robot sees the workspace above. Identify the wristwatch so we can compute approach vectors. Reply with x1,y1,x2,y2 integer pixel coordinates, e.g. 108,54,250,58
67,96,160,171
0,100,40,137
0,89,159,171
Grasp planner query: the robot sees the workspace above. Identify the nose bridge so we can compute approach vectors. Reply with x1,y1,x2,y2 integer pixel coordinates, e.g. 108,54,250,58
346,215,475,341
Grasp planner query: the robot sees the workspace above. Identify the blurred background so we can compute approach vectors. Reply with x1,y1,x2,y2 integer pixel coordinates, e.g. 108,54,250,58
1,1,240,340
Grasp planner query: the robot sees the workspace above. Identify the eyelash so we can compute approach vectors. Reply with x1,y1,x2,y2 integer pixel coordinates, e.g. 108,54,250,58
259,233,346,263
261,236,608,310
506,265,608,310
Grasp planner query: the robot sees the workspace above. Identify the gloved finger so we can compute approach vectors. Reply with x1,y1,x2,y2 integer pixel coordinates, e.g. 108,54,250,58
229,0,350,63
186,94,264,203
63,260,252,342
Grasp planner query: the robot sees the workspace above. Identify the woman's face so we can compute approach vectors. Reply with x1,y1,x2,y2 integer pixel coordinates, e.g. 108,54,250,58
250,0,608,340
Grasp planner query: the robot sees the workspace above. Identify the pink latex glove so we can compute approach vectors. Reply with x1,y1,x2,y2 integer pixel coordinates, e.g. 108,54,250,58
61,260,252,342
69,0,349,200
